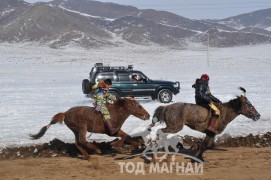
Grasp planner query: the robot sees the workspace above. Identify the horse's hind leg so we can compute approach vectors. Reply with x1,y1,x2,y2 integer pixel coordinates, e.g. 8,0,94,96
72,128,101,160
72,129,91,160
78,125,102,154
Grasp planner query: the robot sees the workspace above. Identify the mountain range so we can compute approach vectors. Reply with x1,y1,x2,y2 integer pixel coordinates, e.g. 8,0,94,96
1,0,271,48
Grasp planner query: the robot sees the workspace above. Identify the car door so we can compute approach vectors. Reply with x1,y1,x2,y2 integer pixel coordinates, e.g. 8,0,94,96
130,72,156,96
114,72,134,96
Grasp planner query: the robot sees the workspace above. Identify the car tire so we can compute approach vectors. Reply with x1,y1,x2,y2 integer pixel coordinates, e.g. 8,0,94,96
109,91,120,100
82,79,91,94
158,89,173,103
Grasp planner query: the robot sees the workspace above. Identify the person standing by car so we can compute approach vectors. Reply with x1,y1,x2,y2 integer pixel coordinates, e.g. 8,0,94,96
92,79,118,134
192,74,221,133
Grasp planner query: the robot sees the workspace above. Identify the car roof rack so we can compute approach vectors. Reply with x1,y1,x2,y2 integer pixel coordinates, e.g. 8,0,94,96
94,63,133,72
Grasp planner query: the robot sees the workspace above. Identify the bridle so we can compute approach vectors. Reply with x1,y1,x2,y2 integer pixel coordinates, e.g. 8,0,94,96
240,96,258,118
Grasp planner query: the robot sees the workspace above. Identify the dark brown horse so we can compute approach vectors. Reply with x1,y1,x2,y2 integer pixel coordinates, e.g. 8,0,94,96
30,97,150,160
150,88,261,159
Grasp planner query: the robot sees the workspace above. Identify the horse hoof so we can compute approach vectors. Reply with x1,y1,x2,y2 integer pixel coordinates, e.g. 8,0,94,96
194,155,204,162
86,156,91,161
111,142,122,147
88,157,100,168
95,149,102,154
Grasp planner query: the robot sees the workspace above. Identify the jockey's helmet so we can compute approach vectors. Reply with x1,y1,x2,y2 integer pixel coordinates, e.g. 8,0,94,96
201,74,209,81
98,79,111,89
98,80,107,88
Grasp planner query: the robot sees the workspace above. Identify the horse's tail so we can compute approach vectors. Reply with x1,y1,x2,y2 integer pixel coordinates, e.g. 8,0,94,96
29,113,65,140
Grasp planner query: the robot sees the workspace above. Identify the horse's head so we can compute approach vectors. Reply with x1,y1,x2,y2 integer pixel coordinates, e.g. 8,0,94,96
148,106,165,129
240,95,261,121
116,97,150,120
236,87,261,121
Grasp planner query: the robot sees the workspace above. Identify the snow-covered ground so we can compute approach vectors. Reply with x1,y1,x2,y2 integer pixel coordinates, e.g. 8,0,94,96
0,43,270,149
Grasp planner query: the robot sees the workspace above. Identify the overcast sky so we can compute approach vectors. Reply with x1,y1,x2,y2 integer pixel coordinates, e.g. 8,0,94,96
24,0,271,19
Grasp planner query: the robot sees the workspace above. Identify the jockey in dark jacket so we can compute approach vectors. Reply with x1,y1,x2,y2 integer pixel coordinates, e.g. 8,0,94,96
192,74,221,133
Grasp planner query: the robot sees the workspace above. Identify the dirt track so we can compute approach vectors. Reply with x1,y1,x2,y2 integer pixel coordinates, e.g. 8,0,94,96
0,147,271,180
1,133,271,180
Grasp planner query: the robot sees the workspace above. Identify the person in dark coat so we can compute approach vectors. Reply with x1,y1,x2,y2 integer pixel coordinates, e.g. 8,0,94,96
192,74,221,133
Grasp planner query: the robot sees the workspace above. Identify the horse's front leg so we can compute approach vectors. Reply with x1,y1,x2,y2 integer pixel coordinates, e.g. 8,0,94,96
112,129,128,147
206,136,215,149
195,132,215,159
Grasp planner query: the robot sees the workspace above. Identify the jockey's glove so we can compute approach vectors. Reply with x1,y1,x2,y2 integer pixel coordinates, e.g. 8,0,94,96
95,106,100,112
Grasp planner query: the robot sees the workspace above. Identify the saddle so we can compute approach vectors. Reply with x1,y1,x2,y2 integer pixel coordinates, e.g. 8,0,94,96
206,102,223,126
206,109,212,122
200,102,223,123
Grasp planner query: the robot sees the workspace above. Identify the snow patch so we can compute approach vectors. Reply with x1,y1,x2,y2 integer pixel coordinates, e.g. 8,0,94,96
0,43,270,148
58,5,115,21
1,8,15,16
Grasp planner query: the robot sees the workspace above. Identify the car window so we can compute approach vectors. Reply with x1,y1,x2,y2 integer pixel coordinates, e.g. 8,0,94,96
95,72,116,82
118,73,130,82
131,73,145,82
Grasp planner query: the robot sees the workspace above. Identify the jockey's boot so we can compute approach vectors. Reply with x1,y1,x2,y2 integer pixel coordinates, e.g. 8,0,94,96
207,116,218,134
105,120,118,134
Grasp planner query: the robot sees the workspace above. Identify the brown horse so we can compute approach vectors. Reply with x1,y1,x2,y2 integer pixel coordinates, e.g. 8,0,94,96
30,97,150,160
150,88,261,159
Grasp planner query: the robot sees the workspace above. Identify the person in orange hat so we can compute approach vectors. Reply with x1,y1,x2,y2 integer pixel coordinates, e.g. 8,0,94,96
92,79,118,134
192,74,221,133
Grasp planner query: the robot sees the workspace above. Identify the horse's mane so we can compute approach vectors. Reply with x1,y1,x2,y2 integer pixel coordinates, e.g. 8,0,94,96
113,98,126,107
226,96,242,112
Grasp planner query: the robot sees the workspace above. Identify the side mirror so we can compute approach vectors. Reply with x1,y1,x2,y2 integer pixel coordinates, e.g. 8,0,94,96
143,78,148,83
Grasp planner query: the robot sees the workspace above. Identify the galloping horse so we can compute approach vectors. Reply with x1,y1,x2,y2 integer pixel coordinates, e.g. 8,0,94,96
30,97,150,160
150,87,261,159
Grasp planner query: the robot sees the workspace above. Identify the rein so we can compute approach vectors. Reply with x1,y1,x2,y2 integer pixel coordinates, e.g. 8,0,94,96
241,96,257,117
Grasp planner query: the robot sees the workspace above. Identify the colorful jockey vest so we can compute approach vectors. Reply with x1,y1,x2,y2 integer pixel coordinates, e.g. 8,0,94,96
92,83,116,121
